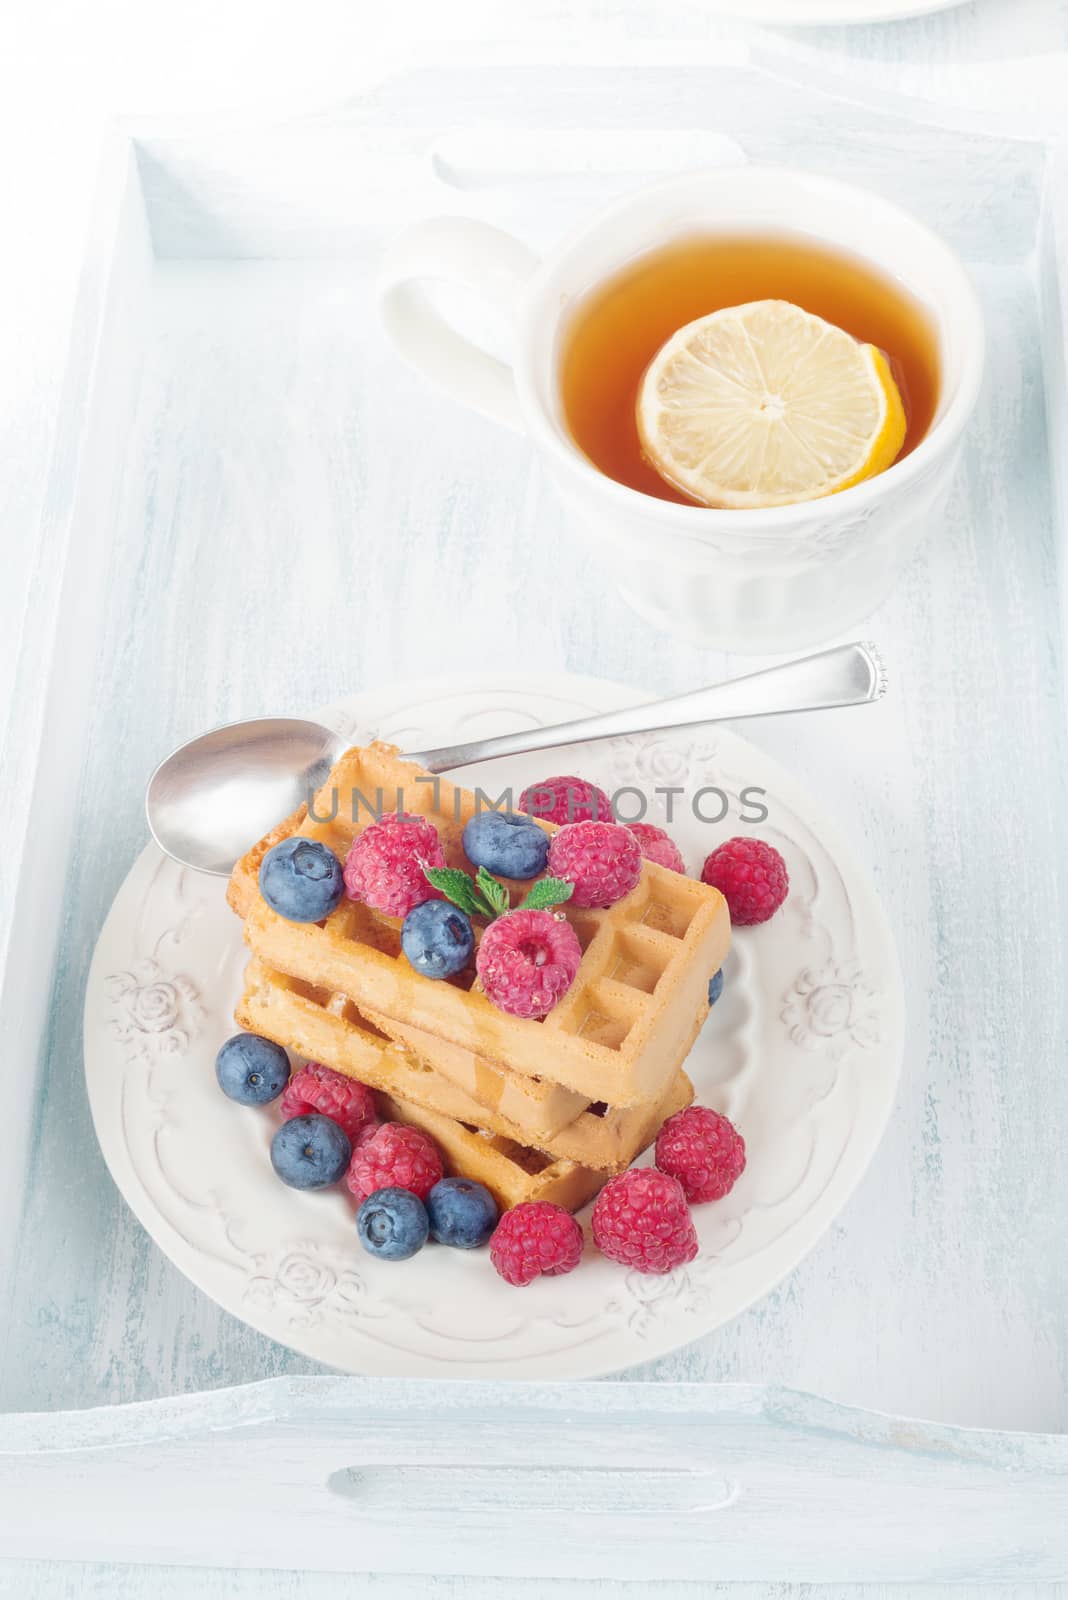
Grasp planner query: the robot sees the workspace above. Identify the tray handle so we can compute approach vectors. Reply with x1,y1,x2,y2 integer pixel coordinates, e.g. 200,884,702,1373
327,1463,739,1514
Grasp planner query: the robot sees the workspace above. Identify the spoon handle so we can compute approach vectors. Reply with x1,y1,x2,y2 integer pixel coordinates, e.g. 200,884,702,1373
403,642,887,774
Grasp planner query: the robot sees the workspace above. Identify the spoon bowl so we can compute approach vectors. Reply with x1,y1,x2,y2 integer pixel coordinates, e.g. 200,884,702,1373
146,717,347,876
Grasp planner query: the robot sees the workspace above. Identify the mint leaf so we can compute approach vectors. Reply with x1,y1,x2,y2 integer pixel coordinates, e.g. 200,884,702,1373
519,876,575,912
476,866,510,916
422,865,493,918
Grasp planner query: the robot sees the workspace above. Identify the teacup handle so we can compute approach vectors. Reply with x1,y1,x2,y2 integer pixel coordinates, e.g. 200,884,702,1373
379,218,540,434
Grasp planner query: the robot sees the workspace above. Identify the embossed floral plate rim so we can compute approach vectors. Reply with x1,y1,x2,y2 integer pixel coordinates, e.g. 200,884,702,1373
84,672,904,1379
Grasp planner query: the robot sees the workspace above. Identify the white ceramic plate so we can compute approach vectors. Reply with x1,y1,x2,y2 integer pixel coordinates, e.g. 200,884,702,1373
85,674,904,1379
713,0,965,21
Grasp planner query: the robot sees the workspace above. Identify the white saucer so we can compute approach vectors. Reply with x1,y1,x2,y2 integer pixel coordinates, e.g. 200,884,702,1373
84,673,903,1379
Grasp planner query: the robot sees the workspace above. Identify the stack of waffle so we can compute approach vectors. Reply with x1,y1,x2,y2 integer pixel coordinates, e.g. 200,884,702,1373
227,743,731,1212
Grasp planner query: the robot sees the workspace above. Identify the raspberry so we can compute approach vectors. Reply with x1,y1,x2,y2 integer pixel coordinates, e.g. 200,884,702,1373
280,1062,377,1144
343,812,445,917
628,821,685,874
346,1121,443,1203
591,1168,698,1275
700,837,788,926
518,775,613,826
475,909,581,1019
353,1119,382,1150
655,1106,746,1204
547,821,642,908
489,1202,584,1286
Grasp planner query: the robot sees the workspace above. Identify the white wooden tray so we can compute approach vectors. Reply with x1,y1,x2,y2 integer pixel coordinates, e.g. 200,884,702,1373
701,0,966,21
1,1377,1064,1581
2,40,1066,1577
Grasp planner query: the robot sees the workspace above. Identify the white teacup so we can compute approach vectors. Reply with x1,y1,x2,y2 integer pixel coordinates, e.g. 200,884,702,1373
380,167,984,651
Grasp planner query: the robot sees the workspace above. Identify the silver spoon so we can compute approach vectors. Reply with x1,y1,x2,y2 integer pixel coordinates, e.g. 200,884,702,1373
146,641,886,876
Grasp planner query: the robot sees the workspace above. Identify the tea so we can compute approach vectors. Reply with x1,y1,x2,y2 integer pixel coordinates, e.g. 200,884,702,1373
558,233,940,506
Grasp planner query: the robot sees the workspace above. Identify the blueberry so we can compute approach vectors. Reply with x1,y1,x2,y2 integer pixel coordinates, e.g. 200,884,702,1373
215,1032,290,1105
463,811,550,880
401,899,474,979
357,1187,429,1261
259,837,344,923
270,1113,351,1189
708,969,725,1006
426,1176,498,1249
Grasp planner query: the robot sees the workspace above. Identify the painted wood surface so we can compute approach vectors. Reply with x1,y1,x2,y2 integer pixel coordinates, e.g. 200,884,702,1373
4,44,1065,1431
1,6,1067,1594
0,1379,1065,1580
4,1581,1068,1600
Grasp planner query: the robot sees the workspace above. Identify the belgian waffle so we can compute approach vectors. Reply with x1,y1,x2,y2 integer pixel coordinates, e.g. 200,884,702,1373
238,957,692,1173
375,1091,679,1213
233,743,730,1108
232,837,592,1138
363,1012,592,1141
234,841,592,1137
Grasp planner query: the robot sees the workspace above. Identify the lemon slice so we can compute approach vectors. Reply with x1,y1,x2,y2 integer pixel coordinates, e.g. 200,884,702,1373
636,299,907,509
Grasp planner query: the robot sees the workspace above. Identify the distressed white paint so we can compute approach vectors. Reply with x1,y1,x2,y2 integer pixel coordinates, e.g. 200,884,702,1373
5,37,1065,1423
0,1379,1065,1580
1,12,1068,1593
4,1584,1068,1600
699,0,966,20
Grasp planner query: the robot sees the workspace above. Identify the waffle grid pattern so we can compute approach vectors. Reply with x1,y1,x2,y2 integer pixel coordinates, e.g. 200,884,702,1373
235,744,729,1108
237,958,692,1173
